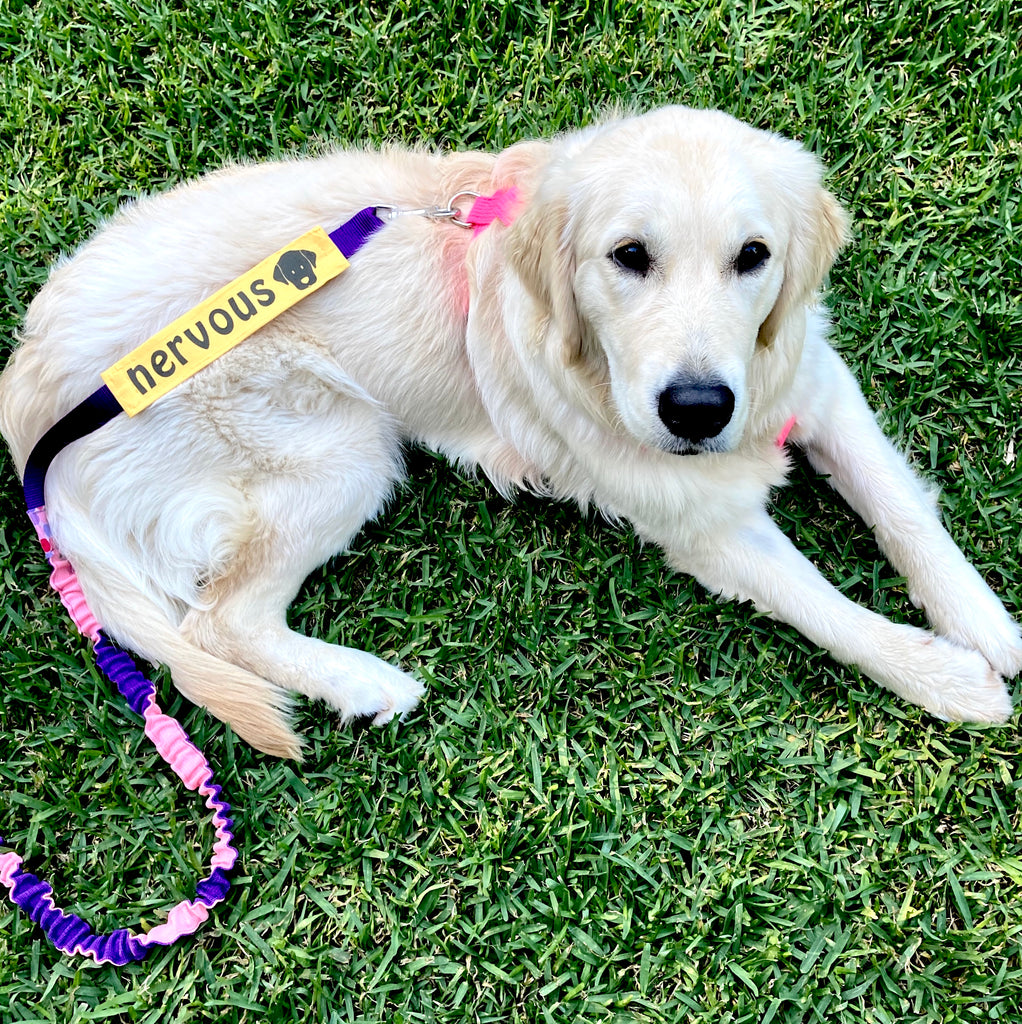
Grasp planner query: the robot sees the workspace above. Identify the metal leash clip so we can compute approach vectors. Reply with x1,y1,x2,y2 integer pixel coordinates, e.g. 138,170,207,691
373,191,481,228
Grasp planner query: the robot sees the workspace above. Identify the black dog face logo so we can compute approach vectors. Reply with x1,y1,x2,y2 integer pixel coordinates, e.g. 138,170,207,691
273,249,318,290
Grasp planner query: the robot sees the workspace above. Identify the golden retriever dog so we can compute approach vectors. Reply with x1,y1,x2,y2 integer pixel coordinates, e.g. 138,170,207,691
2,106,1019,757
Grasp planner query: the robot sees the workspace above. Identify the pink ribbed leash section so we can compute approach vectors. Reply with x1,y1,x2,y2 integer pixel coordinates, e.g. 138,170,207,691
0,507,237,965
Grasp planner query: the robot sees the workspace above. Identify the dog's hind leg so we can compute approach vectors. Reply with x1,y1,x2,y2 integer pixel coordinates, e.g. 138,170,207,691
179,399,424,731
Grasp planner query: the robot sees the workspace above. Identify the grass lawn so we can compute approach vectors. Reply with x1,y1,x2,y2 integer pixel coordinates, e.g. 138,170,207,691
2,1,1022,1021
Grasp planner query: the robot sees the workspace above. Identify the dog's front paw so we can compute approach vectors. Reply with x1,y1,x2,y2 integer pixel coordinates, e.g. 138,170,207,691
913,636,1014,725
920,585,1022,680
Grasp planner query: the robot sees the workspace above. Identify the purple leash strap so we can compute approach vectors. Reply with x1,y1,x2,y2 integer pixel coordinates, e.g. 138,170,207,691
2,209,386,965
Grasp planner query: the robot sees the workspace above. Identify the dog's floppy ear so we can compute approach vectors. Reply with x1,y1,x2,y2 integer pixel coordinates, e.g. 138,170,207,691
757,161,849,348
505,187,582,366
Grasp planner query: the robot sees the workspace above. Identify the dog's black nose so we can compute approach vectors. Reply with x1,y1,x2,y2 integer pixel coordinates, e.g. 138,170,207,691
657,380,735,442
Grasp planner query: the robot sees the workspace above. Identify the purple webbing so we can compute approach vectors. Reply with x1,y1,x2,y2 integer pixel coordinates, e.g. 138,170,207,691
328,207,385,259
1,509,238,965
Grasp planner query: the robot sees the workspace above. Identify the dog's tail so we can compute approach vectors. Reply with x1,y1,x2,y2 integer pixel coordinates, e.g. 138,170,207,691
60,544,303,760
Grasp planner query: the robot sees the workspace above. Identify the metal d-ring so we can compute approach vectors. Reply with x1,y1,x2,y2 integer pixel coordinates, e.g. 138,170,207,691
448,191,481,228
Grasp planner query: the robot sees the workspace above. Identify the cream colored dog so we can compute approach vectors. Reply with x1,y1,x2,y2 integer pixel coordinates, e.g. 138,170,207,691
2,107,1019,757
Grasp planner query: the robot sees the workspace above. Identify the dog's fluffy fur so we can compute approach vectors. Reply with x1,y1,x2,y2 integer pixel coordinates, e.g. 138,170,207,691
2,107,1019,757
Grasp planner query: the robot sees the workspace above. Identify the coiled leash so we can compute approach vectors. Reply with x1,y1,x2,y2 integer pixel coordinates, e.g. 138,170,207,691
1,188,519,965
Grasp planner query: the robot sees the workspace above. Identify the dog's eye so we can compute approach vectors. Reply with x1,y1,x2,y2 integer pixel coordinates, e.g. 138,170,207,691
734,240,770,274
611,241,651,276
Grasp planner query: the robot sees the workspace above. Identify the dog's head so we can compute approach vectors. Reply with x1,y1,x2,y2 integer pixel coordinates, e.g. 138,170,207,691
506,107,848,454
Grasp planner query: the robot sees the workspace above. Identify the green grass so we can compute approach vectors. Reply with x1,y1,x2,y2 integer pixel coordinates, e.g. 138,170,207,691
2,0,1022,1021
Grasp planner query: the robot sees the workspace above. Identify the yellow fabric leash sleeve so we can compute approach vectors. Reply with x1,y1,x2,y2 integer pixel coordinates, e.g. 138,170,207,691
101,227,349,416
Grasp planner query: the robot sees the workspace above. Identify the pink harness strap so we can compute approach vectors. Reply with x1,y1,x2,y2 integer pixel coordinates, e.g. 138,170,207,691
464,188,522,236
775,414,798,448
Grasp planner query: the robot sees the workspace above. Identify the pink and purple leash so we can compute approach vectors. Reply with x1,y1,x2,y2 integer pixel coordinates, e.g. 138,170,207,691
1,193,519,965
1,206,394,964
